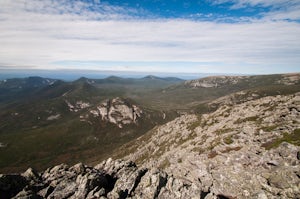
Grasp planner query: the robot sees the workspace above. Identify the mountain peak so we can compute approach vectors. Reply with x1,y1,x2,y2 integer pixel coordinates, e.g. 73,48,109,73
143,75,159,80
105,75,123,80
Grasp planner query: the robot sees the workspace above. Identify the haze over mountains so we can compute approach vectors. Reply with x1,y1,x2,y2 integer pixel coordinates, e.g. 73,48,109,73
0,73,299,199
0,69,226,81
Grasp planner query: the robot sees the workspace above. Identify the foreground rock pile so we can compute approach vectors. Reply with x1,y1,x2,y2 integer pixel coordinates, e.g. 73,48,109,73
1,143,300,199
1,158,198,199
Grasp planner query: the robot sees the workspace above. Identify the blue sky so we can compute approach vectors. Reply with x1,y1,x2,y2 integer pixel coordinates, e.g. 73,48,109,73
0,0,299,74
94,0,268,20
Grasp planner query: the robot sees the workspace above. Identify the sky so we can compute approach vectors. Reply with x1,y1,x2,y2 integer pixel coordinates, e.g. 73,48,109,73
0,0,300,75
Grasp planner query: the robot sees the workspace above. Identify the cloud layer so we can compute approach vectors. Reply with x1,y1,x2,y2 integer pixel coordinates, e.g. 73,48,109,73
0,0,299,74
211,0,300,20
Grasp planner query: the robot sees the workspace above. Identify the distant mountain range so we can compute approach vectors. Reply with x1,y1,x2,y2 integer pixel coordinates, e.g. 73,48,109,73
0,69,226,81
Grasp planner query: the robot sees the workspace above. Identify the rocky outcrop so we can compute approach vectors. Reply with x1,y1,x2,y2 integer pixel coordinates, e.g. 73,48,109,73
0,159,197,199
185,73,300,88
277,73,300,85
0,162,116,199
185,76,249,88
65,100,91,112
65,97,143,128
88,98,143,128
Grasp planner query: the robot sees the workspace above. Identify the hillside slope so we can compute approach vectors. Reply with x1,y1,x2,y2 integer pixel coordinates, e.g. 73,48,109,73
0,76,180,173
138,73,300,110
113,91,300,198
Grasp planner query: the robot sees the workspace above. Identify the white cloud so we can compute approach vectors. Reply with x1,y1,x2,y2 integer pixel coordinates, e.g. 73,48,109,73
0,0,299,74
211,0,299,8
210,0,300,20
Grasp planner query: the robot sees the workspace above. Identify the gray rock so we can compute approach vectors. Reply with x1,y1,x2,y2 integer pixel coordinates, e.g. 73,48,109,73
47,181,77,199
12,189,41,199
37,186,54,198
86,187,106,199
22,168,39,180
267,167,299,189
133,169,168,199
109,168,147,198
210,166,263,198
159,177,200,199
70,163,85,174
203,193,216,199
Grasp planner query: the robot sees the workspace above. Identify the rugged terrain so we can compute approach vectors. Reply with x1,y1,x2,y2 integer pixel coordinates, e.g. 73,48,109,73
114,91,300,198
0,73,300,198
1,87,300,198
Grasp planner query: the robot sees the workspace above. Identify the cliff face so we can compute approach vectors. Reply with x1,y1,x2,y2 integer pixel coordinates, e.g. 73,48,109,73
1,93,300,199
88,98,143,128
67,97,143,128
